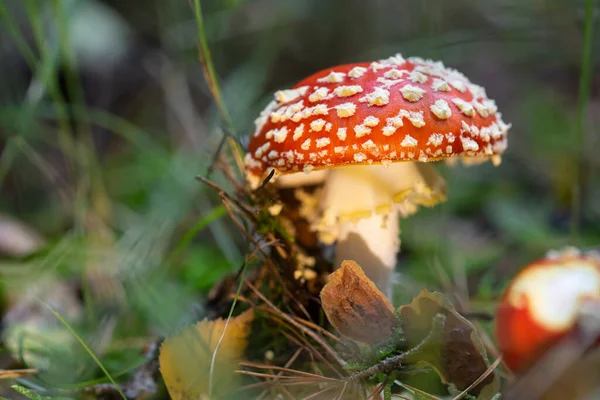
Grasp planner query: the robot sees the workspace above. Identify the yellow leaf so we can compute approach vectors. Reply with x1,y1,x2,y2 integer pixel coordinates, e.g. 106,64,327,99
320,260,397,345
159,309,254,400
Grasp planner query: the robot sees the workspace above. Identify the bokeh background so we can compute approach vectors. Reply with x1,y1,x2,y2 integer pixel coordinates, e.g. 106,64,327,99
0,0,599,397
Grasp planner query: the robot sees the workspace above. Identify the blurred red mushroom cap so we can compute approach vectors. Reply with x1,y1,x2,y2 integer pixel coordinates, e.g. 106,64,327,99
496,247,600,372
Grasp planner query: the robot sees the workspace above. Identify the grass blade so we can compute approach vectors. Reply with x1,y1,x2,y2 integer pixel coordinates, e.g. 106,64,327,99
38,300,127,400
572,0,597,241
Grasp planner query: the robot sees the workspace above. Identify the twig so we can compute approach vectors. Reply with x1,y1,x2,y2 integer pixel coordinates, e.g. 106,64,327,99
347,314,447,382
245,279,347,367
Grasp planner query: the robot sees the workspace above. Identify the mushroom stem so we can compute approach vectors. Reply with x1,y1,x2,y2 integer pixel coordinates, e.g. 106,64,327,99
334,209,400,299
311,163,445,300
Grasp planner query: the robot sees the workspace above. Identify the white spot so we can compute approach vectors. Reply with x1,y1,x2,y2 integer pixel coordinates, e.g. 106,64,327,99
430,99,452,120
334,85,363,97
469,83,487,99
401,135,418,147
452,98,475,117
473,101,489,118
400,84,426,102
431,78,451,92
295,151,304,160
316,137,331,148
243,153,259,169
337,127,347,141
268,150,279,159
493,139,507,153
384,69,407,79
309,153,317,161
369,62,385,71
419,151,428,162
461,137,479,151
376,77,404,88
450,80,467,92
274,86,309,103
409,71,428,84
277,159,285,166
480,126,491,142
281,101,305,122
386,115,404,128
483,99,498,114
292,112,303,122
335,102,357,118
490,123,503,140
317,71,345,84
288,100,304,113
325,122,332,132
284,151,295,162
353,152,368,162
354,124,371,138
363,116,380,127
309,87,330,103
400,110,426,127
270,107,287,123
310,119,327,132
427,133,444,147
301,138,311,151
303,164,314,174
293,124,305,141
382,126,397,136
318,150,328,157
253,100,277,136
446,145,453,154
361,139,376,150
334,146,345,154
348,66,367,79
313,104,329,116
273,127,289,143
359,87,390,106
383,144,390,151
254,142,271,158
460,121,471,134
379,54,406,66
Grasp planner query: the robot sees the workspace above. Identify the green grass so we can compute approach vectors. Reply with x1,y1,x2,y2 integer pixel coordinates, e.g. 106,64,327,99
0,0,598,398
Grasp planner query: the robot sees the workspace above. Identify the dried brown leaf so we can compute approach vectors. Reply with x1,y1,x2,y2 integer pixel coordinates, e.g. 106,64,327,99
320,260,397,345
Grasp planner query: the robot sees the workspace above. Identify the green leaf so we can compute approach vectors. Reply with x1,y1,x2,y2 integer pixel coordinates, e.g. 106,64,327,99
399,290,500,399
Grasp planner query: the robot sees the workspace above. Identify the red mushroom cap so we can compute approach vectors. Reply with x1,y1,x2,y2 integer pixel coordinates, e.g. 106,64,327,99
495,248,600,372
245,54,510,183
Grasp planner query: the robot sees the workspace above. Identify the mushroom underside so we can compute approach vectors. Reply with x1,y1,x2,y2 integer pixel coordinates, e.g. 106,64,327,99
290,161,447,298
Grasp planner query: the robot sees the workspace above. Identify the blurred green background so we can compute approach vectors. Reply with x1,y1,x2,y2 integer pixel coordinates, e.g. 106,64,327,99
0,0,599,397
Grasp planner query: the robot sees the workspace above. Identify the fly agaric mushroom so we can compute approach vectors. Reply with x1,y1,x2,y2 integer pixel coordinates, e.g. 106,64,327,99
496,247,600,372
245,54,510,298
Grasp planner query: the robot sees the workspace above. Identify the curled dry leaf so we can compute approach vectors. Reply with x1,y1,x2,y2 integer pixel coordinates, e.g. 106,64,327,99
399,290,499,399
320,260,397,345
159,309,254,400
